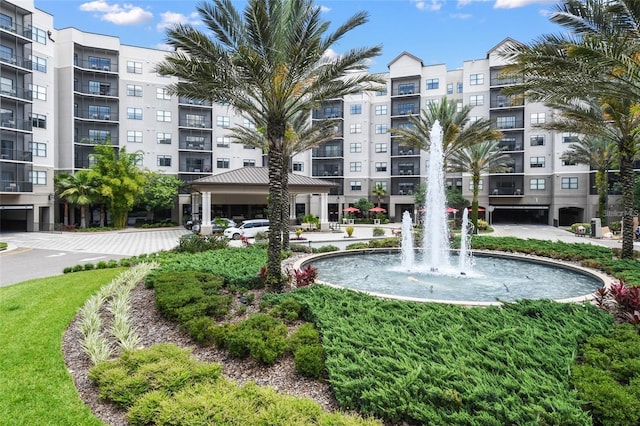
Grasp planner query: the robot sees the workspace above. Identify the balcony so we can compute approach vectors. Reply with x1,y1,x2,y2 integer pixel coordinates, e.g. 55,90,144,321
75,59,118,73
490,98,524,109
179,119,211,128
490,76,523,87
75,111,117,121
1,180,32,192
0,54,31,71
0,86,32,101
0,148,32,162
492,120,525,130
312,110,343,120
74,83,117,97
489,176,524,196
178,97,212,107
312,147,343,158
0,21,33,43
1,119,32,131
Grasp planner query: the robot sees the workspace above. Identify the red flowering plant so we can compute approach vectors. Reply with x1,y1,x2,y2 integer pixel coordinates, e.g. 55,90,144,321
594,281,640,325
286,264,318,288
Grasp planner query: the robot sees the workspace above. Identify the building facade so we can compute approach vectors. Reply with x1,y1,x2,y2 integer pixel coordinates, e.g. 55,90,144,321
0,0,602,232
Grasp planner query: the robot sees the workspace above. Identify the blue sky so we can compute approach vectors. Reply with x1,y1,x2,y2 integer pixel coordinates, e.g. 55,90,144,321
35,0,562,72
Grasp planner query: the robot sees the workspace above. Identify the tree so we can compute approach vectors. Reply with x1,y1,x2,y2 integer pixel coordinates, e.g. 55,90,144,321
561,135,617,224
156,0,382,290
54,172,73,226
354,197,374,215
371,183,387,208
58,170,98,229
392,96,502,166
139,173,182,222
448,140,512,230
89,144,148,229
501,0,640,258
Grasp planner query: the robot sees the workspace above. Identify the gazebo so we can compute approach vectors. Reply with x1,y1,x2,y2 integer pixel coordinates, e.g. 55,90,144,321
188,167,337,235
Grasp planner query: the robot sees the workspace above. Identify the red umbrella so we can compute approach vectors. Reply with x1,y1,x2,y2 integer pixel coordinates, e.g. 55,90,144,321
467,207,486,212
369,206,387,213
343,207,360,213
445,207,459,213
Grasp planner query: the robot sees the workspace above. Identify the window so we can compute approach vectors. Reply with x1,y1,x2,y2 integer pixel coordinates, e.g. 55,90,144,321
350,104,362,115
88,56,110,71
29,170,46,185
293,162,304,172
398,103,414,115
216,136,230,147
0,77,13,96
187,114,206,127
0,45,13,63
29,142,46,157
350,162,362,172
426,78,439,90
561,177,578,189
0,13,12,31
157,155,172,167
156,110,171,122
88,80,111,95
562,158,577,166
30,26,47,44
157,132,171,144
530,178,546,190
28,84,46,101
350,143,362,153
243,159,256,167
447,83,453,94
375,105,387,115
127,107,142,120
374,181,387,191
216,115,230,127
30,55,46,72
397,83,415,95
217,158,230,168
376,85,387,96
242,118,256,130
497,116,516,129
530,156,545,168
88,105,111,120
456,100,463,112
127,84,142,97
89,129,110,143
127,61,142,74
470,73,484,85
530,135,545,146
375,124,388,134
375,162,387,172
324,106,339,118
30,113,46,129
127,130,142,143
375,143,387,153
350,181,362,191
457,82,463,93
156,87,171,100
133,152,143,166
469,179,484,190
350,123,362,134
469,95,484,106
562,132,580,143
530,112,546,124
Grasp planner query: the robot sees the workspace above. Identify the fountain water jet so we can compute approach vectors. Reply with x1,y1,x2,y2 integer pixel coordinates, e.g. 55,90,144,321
400,211,415,271
458,207,473,273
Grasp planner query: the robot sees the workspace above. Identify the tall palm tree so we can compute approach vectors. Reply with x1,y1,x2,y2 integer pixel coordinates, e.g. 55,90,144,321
501,0,640,258
372,183,387,208
59,170,98,229
448,140,511,229
392,97,502,165
54,172,73,226
156,0,382,290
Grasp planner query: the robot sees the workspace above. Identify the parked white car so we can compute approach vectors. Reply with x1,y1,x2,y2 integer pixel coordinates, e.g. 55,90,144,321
192,218,236,234
223,219,270,240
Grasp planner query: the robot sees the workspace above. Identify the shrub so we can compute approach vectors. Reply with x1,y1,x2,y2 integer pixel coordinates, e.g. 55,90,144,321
570,222,591,234
222,314,288,365
312,245,339,253
610,221,622,232
269,298,302,322
345,226,354,237
372,227,385,237
294,344,325,379
175,234,228,254
96,261,109,269
184,317,216,346
72,264,84,272
291,244,313,253
289,264,318,288
295,228,304,238
288,323,320,353
346,242,369,250
476,219,489,231
63,266,73,274
83,263,95,271
367,238,400,248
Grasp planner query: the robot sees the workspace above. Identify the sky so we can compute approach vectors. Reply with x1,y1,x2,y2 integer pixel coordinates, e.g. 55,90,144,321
34,0,564,73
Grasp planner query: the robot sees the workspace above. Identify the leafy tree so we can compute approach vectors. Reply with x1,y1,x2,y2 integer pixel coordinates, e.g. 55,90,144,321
448,140,512,229
156,0,382,290
372,183,387,208
446,188,469,213
89,144,148,229
138,173,182,222
354,197,374,215
58,170,98,229
414,183,426,211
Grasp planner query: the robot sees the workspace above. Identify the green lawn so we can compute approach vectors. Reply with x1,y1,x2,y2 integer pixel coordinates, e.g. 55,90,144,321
0,269,124,425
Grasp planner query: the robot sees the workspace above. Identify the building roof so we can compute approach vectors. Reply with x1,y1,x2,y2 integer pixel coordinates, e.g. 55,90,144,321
192,167,336,187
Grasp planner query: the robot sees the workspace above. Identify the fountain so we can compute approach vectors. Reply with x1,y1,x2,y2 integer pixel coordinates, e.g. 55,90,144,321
400,211,414,271
458,207,473,273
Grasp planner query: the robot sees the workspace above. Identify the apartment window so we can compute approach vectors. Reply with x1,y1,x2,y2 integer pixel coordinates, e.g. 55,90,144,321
350,143,362,153
469,95,484,106
88,80,111,95
530,178,546,190
216,115,230,127
216,136,230,147
30,55,46,72
29,170,46,185
127,107,142,120
292,162,304,172
531,112,546,124
562,158,577,166
350,162,362,172
561,177,578,189
243,159,256,167
374,181,387,191
89,129,110,143
157,132,172,144
350,123,362,134
0,45,13,63
127,130,143,143
530,135,545,146
157,155,172,167
456,100,463,112
0,14,12,30
156,110,172,122
562,132,580,143
426,78,439,90
457,82,463,93
127,61,142,74
350,104,362,115
133,152,143,166
375,162,387,172
398,103,415,115
375,105,387,115
127,84,142,97
497,116,516,129
397,83,414,94
376,85,387,96
375,143,387,153
30,26,47,44
156,87,171,100
30,113,46,129
530,156,545,168
469,116,481,123
0,77,13,95
375,124,388,134
350,181,362,191
88,56,110,71
470,73,484,85
447,83,453,94
469,179,484,190
29,84,46,101
324,106,339,118
29,142,46,157
187,114,206,128
242,118,256,130
217,158,230,168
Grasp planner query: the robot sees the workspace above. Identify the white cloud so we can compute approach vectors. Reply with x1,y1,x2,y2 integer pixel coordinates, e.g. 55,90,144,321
494,0,555,9
319,5,331,13
411,0,442,12
154,43,174,52
79,1,152,25
322,48,340,61
157,11,201,31
450,13,472,19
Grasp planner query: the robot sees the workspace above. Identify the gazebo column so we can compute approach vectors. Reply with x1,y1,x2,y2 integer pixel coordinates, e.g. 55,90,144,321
289,194,297,220
200,191,213,235
319,192,329,231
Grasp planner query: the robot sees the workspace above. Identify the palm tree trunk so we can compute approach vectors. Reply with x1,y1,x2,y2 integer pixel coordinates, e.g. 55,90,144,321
620,143,634,258
281,171,290,252
266,139,284,291
471,173,480,231
595,170,608,225
80,205,87,229
63,202,69,226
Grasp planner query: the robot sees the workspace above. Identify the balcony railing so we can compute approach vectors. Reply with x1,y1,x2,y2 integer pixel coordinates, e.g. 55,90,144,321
0,86,32,101
312,111,343,120
493,120,525,130
75,59,118,72
0,21,33,41
75,111,118,121
313,169,343,177
178,97,212,107
312,148,343,158
74,136,119,146
1,180,32,192
490,188,524,196
179,119,211,128
0,149,32,162
74,83,117,97
1,119,32,131
490,76,523,87
490,99,524,108
180,141,211,150
0,54,32,70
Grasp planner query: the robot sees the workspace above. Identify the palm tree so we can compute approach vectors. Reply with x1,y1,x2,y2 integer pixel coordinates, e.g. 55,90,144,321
448,140,512,230
54,172,73,226
59,170,98,229
500,0,640,258
372,183,387,208
156,0,382,290
561,135,617,224
392,97,502,165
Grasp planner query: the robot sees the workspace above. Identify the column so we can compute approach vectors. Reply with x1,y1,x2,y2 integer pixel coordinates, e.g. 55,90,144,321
320,192,329,231
289,193,297,220
200,191,213,235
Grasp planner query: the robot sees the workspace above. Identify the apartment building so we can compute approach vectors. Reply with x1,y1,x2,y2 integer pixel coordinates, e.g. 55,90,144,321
0,0,600,232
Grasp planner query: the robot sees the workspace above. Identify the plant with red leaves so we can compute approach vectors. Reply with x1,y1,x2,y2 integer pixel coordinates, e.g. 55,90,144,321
595,281,640,325
239,235,252,247
287,264,318,288
258,265,268,283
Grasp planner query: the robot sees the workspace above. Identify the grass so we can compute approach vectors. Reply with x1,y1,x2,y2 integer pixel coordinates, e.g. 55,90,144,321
0,268,124,425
